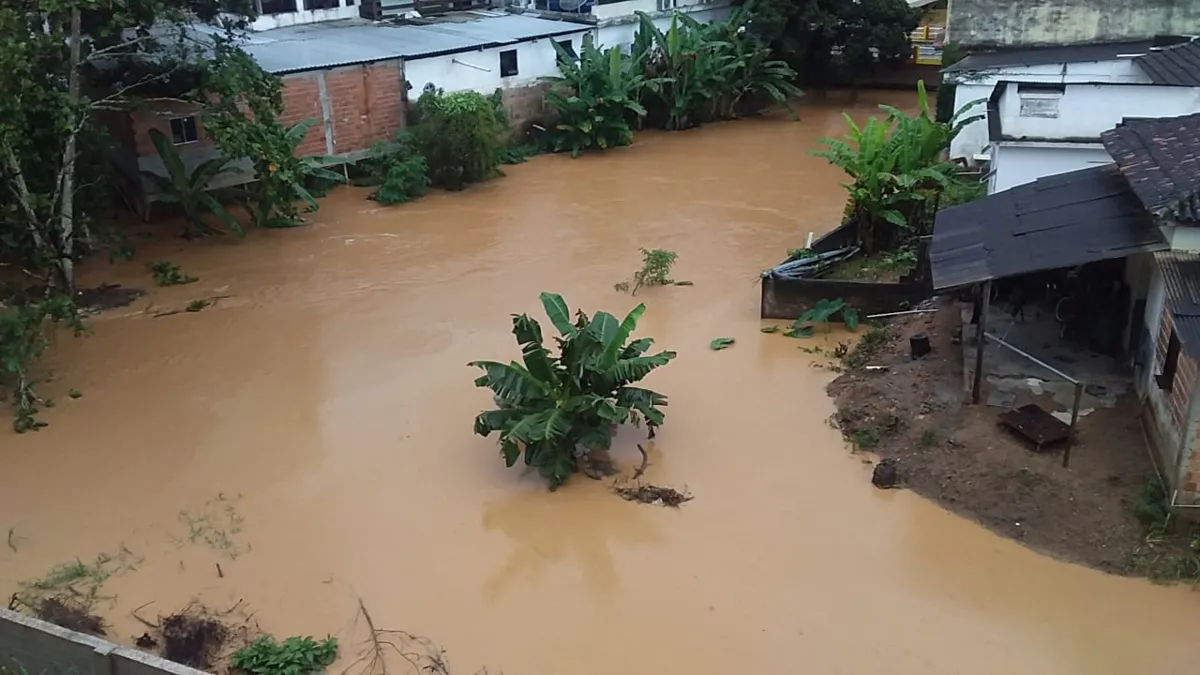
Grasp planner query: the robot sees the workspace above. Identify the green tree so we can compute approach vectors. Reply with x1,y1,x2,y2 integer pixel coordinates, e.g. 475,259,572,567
410,85,504,190
745,0,920,87
470,293,676,489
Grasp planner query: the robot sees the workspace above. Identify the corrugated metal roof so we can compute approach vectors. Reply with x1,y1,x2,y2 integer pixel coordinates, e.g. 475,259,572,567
1101,112,1200,222
1155,250,1200,357
231,14,590,74
1135,39,1200,86
930,164,1168,290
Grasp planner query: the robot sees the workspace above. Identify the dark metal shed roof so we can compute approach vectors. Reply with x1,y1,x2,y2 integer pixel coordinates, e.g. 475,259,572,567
930,164,1167,290
1135,39,1200,86
943,39,1157,74
1155,250,1200,357
1101,113,1200,222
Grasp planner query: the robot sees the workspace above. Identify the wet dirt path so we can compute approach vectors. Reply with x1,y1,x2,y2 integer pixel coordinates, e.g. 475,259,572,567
2,92,1199,674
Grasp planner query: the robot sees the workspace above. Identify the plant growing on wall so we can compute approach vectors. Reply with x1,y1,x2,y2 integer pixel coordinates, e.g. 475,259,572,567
142,129,244,237
543,39,658,157
469,292,676,489
410,85,503,190
812,81,983,253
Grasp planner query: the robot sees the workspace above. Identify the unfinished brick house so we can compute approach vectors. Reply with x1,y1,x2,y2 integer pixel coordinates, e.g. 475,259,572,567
1102,112,1200,505
111,12,590,216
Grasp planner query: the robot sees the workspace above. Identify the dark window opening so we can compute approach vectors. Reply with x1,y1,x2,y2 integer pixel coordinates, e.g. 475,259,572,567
169,116,198,145
1017,82,1066,95
303,0,340,9
499,49,518,77
557,39,577,62
260,0,298,14
1156,329,1181,392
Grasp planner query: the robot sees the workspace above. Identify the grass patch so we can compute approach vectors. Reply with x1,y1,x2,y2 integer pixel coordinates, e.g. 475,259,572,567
823,248,917,282
177,494,247,559
842,324,892,370
848,428,879,450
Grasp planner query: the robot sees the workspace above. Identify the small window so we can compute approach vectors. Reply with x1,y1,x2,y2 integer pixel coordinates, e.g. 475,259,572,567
1156,329,1181,392
259,0,298,14
169,116,198,145
557,39,577,62
499,49,519,77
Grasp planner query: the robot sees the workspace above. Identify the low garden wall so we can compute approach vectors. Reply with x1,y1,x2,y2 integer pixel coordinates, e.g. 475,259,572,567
759,223,933,320
0,608,203,675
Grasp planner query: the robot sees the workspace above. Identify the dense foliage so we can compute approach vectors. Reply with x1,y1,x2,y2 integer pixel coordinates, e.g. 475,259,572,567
632,6,803,130
231,635,338,675
745,0,920,87
470,293,675,489
411,85,504,190
543,39,656,157
812,81,982,253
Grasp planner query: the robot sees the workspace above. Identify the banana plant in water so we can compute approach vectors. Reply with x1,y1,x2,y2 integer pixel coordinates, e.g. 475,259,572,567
542,39,658,157
141,129,244,237
247,119,346,228
469,293,676,489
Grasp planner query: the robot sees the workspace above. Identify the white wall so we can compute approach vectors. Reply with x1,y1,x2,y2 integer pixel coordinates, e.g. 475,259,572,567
250,1,358,31
594,4,731,52
988,142,1112,192
947,57,1152,161
994,82,1200,140
592,0,724,21
404,34,587,96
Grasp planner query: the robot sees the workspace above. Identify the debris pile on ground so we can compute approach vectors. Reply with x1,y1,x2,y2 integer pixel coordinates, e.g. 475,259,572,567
11,596,106,635
614,483,693,507
134,601,258,672
871,458,899,489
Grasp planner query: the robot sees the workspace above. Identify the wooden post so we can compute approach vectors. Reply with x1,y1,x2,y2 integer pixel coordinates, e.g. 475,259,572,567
1063,380,1084,467
972,280,991,404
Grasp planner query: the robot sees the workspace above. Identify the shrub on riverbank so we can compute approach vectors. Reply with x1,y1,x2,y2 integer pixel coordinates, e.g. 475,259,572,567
410,85,504,190
361,132,430,205
469,292,675,489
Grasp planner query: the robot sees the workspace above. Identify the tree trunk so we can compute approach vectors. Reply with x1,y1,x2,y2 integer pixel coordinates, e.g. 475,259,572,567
56,6,82,292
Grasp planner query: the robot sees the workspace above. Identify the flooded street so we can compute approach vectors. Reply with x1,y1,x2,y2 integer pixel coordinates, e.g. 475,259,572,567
2,92,1199,674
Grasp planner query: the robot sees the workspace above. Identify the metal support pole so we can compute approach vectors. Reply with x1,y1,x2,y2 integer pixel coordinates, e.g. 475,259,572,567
972,280,991,404
1063,380,1084,467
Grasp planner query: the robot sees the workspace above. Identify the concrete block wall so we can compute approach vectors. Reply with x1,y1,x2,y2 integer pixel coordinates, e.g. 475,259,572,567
501,82,553,131
0,608,206,675
947,0,1200,47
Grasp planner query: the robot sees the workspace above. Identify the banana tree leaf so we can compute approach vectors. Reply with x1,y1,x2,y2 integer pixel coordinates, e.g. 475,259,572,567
539,292,577,336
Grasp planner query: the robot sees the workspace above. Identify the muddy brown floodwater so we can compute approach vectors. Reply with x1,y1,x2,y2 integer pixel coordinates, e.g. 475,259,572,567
3,91,1200,674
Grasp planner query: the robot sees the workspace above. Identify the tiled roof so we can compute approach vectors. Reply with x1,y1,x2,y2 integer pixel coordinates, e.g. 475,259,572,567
944,40,1157,74
1101,113,1200,222
930,164,1167,290
1135,39,1200,86
1155,251,1200,357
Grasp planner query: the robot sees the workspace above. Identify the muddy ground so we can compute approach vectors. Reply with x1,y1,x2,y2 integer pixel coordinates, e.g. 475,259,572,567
829,296,1199,578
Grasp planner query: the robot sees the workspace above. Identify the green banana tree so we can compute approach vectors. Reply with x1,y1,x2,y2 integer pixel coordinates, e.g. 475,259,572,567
141,128,244,237
469,292,676,489
246,119,346,228
542,39,659,157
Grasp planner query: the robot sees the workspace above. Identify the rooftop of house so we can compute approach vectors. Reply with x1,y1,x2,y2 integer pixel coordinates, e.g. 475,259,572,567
1134,38,1200,87
929,164,1165,290
943,36,1188,73
1154,250,1200,357
1101,112,1200,222
201,11,590,74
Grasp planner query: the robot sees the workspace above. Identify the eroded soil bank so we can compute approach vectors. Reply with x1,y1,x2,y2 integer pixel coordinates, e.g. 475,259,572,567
3,93,1200,675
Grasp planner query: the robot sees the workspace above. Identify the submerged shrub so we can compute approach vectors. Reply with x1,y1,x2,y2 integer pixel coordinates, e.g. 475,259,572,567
411,85,503,190
469,292,675,489
367,132,429,205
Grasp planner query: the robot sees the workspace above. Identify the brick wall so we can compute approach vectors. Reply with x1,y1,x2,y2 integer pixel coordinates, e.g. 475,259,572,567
1150,302,1200,503
281,60,405,158
128,60,406,161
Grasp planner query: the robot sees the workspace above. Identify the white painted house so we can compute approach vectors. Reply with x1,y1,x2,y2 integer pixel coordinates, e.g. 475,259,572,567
945,37,1200,193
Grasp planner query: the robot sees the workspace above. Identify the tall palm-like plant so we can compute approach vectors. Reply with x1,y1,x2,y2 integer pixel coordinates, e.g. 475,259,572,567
247,119,347,228
469,293,676,489
813,80,984,253
141,129,243,237
542,39,659,157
